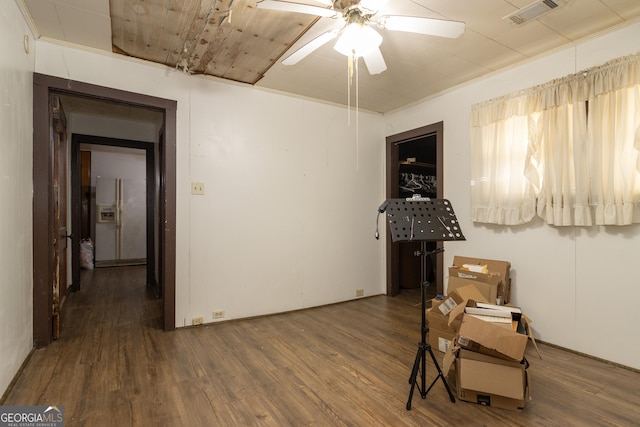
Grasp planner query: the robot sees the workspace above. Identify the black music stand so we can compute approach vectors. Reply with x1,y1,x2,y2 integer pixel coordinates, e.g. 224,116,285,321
382,197,465,410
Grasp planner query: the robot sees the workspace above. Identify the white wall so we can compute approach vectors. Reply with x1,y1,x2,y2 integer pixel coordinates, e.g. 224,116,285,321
33,38,386,330
90,149,147,185
0,1,36,397
70,112,159,143
385,22,640,370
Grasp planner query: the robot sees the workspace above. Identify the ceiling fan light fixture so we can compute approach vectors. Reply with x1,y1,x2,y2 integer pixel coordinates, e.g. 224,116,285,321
334,23,382,57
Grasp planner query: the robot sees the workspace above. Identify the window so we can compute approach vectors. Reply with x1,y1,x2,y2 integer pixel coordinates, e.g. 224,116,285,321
470,53,640,226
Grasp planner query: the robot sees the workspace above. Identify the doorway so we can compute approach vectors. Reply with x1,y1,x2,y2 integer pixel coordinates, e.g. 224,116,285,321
70,135,158,296
385,122,444,297
33,74,177,347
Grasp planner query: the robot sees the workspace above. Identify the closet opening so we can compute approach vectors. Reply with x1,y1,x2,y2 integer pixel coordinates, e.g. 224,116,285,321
385,122,443,297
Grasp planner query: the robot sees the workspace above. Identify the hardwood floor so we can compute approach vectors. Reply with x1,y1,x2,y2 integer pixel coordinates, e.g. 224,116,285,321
3,266,640,426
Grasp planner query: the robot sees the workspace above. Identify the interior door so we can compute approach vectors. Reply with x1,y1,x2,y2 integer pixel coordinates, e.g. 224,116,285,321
51,95,68,339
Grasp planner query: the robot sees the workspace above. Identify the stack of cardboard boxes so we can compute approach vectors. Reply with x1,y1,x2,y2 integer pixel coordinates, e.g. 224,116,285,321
427,256,535,410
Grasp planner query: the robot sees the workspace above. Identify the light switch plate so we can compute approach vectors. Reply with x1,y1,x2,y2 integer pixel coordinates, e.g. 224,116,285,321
191,182,205,195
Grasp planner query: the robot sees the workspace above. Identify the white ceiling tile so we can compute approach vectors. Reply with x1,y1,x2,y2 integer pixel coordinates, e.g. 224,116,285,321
540,0,624,39
55,3,112,50
24,0,66,40
491,21,570,57
601,0,640,18
55,0,110,16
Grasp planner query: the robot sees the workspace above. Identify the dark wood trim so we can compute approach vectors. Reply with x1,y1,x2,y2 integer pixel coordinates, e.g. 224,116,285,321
70,137,82,292
161,112,177,332
146,146,157,294
33,79,54,348
385,122,444,296
33,73,177,347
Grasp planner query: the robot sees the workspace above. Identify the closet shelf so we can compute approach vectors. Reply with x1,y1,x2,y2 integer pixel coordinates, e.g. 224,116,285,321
399,161,436,168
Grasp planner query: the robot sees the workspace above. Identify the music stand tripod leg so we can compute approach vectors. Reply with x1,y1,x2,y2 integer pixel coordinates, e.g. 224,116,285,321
406,244,456,410
406,341,425,410
427,344,456,402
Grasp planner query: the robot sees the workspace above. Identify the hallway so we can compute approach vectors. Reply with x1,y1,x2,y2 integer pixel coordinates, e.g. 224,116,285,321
4,266,164,424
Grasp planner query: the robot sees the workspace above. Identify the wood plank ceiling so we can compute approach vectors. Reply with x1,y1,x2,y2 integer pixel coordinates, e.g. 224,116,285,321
110,0,318,84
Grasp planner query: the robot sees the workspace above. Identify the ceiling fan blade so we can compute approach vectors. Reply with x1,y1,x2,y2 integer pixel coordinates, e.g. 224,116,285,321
257,0,340,18
362,47,387,75
282,30,339,65
377,15,465,38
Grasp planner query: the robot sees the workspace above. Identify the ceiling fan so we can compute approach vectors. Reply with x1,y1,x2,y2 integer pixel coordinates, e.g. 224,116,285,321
257,0,465,75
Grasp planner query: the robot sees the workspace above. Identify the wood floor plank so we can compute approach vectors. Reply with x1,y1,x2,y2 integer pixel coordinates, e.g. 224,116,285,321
3,266,640,426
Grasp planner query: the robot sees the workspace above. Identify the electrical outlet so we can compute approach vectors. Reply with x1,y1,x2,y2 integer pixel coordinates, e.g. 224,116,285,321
192,317,204,326
191,182,205,195
356,289,364,297
212,310,225,319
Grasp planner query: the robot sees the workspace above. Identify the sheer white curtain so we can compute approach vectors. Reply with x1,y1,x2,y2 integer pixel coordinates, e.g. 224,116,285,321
470,94,538,225
585,56,640,225
534,79,589,225
470,52,640,226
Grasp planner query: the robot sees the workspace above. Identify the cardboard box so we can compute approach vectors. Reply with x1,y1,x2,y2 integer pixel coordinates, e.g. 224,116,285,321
427,285,489,353
429,328,455,353
436,284,488,323
428,299,457,331
427,297,464,352
449,266,502,287
452,256,512,303
452,256,510,282
448,276,498,306
465,302,522,331
456,349,529,410
457,314,528,362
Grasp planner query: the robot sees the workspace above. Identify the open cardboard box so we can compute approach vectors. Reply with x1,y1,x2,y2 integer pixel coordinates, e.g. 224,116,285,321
456,349,530,410
448,275,499,306
457,314,528,363
452,256,510,281
436,284,488,322
428,283,544,360
451,256,512,303
427,299,459,352
427,284,489,353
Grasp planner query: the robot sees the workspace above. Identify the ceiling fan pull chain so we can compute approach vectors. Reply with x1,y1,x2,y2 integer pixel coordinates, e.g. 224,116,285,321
347,56,350,126
347,53,355,126
355,54,360,171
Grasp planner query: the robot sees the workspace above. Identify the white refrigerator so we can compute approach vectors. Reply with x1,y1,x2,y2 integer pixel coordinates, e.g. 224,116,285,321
95,177,146,266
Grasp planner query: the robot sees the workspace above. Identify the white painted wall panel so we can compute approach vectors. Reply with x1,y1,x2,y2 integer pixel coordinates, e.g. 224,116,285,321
0,0,36,398
70,112,158,143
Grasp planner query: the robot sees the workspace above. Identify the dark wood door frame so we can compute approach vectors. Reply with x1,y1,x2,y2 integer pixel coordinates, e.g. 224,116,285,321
70,134,157,294
33,73,177,347
385,122,444,296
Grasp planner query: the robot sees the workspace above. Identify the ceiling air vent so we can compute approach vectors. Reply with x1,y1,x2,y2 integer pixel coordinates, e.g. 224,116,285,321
503,0,563,26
